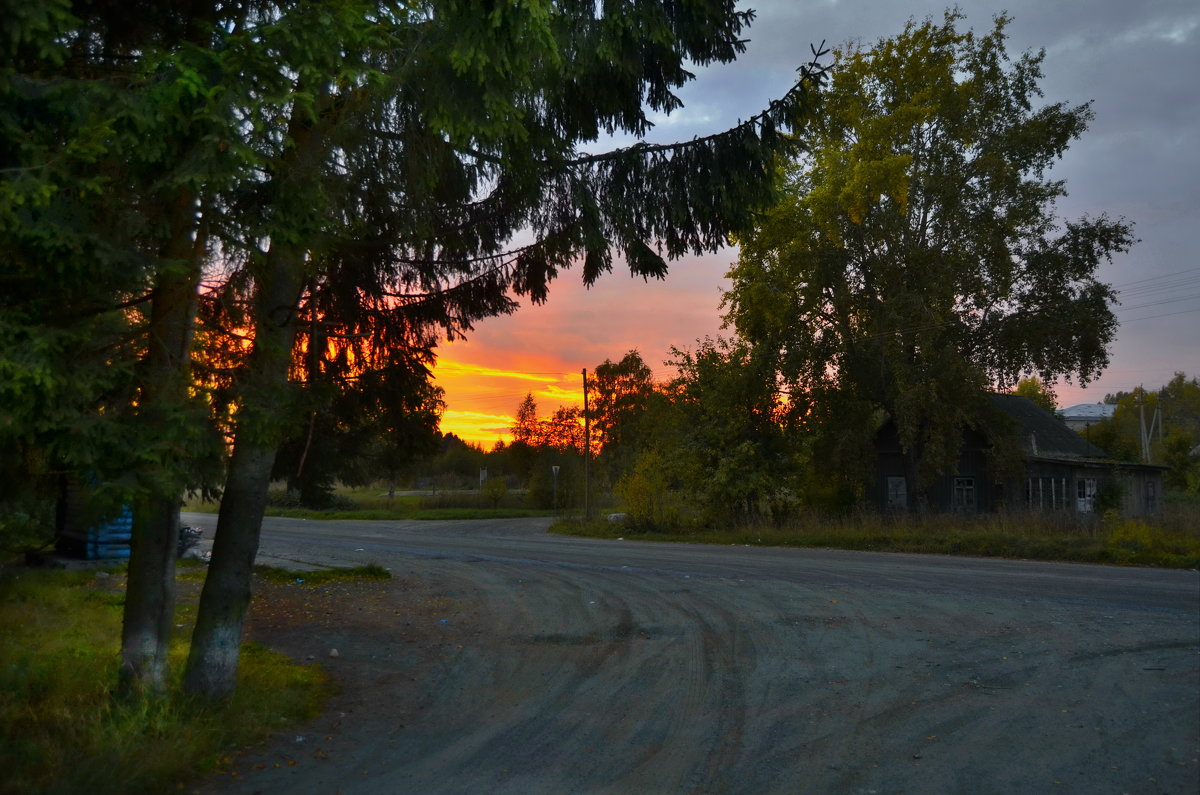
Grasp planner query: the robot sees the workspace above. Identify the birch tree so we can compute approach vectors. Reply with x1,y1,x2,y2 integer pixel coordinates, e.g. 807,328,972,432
725,11,1134,508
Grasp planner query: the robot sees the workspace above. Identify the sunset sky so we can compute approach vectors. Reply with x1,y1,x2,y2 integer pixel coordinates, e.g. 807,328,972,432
434,0,1200,447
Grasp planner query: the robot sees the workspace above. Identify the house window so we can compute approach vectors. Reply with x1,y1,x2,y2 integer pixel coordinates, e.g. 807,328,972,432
1076,478,1097,514
1145,480,1158,512
886,477,907,510
1026,477,1069,509
953,477,976,511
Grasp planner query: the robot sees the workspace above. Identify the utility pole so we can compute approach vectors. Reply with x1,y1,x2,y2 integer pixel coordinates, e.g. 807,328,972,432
1140,399,1148,463
1139,396,1159,464
582,367,590,520
1158,388,1165,445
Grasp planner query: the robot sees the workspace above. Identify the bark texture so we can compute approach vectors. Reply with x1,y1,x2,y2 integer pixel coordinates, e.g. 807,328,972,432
183,244,306,698
119,190,202,694
120,497,180,692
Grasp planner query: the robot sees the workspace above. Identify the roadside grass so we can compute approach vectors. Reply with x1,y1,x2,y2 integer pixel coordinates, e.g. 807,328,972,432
251,563,392,585
552,500,1200,568
267,506,417,521
410,507,556,520
183,485,554,521
0,563,334,795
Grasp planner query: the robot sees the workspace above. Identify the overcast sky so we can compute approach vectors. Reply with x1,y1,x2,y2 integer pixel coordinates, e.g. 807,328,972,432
436,1,1200,443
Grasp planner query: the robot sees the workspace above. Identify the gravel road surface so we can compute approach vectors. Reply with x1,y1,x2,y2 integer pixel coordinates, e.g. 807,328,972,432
186,514,1200,794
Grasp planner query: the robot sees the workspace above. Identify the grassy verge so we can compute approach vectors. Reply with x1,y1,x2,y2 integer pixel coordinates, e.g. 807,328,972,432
243,505,556,521
251,563,392,585
552,508,1200,569
184,487,556,521
409,507,557,520
0,562,342,794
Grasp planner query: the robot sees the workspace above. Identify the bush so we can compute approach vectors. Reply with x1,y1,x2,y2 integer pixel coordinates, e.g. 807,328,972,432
526,467,555,509
614,449,680,528
480,476,507,508
526,461,581,510
1107,517,1158,551
1103,513,1199,565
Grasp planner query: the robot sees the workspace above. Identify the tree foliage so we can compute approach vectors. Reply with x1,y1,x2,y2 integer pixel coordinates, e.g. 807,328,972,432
662,337,800,524
4,0,829,698
590,339,800,527
495,393,586,508
1,0,267,690
271,356,445,508
512,393,542,449
0,1,206,512
590,350,655,451
1088,373,1200,490
509,393,587,454
724,11,1135,503
1013,377,1057,416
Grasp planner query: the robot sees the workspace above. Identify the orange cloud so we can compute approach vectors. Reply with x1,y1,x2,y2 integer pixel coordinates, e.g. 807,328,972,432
432,253,734,446
439,409,516,446
434,359,561,384
433,355,585,446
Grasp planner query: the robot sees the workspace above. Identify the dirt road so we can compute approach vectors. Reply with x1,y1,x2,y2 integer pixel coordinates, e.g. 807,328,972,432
188,515,1199,794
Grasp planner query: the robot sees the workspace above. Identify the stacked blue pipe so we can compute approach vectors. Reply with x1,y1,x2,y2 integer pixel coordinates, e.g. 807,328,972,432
55,480,133,560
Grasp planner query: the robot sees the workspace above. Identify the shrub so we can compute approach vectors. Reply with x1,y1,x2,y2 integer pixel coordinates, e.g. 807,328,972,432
614,449,679,528
480,476,507,508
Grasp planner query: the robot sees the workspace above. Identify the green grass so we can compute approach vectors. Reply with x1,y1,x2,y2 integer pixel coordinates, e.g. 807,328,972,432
184,485,555,520
409,507,557,520
552,505,1200,569
251,563,392,585
0,565,332,795
249,505,555,521
264,506,417,520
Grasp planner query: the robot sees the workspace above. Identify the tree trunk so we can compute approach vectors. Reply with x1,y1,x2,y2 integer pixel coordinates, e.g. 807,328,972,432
183,244,306,699
119,189,203,695
181,434,277,698
184,87,337,699
120,496,180,693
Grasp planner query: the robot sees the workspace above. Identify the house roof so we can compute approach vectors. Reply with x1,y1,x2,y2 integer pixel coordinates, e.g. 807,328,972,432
1057,402,1116,421
987,394,1109,460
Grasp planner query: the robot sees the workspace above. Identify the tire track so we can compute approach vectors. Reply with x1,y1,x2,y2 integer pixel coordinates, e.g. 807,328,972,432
199,525,1199,795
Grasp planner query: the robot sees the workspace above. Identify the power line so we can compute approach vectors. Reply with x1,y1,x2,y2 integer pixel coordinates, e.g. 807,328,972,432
1116,294,1200,312
1117,306,1200,324
1111,266,1200,290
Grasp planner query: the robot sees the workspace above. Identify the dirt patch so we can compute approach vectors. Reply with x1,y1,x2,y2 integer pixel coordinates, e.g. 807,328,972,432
191,570,480,792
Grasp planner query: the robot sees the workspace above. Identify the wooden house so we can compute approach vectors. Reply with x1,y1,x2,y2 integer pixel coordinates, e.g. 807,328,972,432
871,394,1166,517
